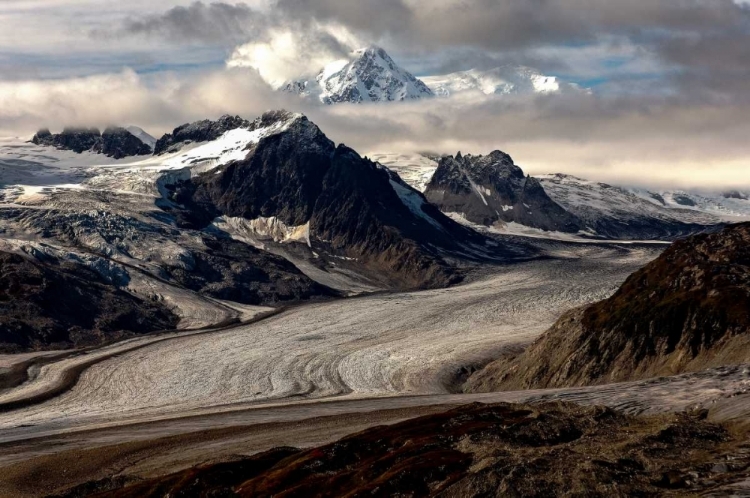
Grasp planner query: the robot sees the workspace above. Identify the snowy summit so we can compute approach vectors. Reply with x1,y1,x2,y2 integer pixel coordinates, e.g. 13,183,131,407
283,45,434,104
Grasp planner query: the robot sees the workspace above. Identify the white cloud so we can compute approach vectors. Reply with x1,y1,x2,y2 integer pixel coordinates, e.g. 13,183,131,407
226,22,363,87
0,67,286,137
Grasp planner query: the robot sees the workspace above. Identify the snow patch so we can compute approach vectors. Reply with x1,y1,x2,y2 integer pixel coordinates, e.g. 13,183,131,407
214,216,311,247
369,153,437,192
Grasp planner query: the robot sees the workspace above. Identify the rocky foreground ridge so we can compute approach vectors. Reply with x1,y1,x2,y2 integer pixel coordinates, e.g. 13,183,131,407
467,222,750,391
62,401,750,497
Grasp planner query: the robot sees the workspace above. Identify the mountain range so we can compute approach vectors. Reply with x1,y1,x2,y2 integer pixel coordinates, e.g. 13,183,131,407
384,153,750,240
0,111,532,351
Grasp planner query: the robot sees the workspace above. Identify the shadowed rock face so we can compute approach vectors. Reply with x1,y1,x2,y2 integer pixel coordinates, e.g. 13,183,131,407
168,113,514,290
31,127,152,157
95,127,153,158
72,401,746,498
33,127,101,154
153,115,250,154
467,222,750,392
424,151,581,233
0,251,178,352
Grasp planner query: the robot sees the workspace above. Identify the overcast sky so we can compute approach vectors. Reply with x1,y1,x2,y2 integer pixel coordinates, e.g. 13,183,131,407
1,0,750,188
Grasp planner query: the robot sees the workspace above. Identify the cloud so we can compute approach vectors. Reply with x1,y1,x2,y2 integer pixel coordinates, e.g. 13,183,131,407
227,22,361,86
270,0,750,101
108,1,266,45
0,67,287,137
304,92,750,190
3,1,750,190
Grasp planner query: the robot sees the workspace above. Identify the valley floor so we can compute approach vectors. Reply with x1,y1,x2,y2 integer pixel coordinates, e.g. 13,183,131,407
1,242,749,496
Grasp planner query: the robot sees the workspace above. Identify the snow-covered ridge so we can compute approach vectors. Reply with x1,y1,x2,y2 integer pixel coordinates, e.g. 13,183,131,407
422,66,584,97
0,112,304,204
538,173,750,230
370,153,438,192
126,126,157,148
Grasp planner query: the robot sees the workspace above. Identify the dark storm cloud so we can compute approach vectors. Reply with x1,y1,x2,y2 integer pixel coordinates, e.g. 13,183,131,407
115,2,268,45
303,0,750,101
273,0,749,50
275,0,414,35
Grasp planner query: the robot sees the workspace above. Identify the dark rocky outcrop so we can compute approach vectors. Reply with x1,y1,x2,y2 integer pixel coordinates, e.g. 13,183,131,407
0,251,178,352
79,402,745,497
724,190,748,200
166,112,517,290
31,127,152,157
33,127,101,153
94,127,153,158
467,223,750,391
154,115,250,154
424,151,581,232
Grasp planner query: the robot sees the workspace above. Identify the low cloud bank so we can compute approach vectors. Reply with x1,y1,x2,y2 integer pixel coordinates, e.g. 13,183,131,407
1,68,749,190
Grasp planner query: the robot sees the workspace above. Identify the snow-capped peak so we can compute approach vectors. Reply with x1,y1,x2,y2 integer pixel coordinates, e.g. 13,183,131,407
283,45,434,105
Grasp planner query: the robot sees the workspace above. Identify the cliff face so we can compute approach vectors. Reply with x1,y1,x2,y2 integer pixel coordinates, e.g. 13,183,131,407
467,223,750,391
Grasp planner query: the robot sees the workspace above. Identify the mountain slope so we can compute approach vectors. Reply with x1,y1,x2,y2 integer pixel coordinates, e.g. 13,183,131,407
539,174,728,240
153,115,250,154
283,46,434,104
467,223,750,392
125,126,157,148
386,155,727,240
424,151,582,233
166,112,513,289
0,251,178,352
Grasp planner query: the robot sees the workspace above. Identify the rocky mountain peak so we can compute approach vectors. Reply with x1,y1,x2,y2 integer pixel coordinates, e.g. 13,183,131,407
95,127,153,159
425,150,581,232
154,111,306,155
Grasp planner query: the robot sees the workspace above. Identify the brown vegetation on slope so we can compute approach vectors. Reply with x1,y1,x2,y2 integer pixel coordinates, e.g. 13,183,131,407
61,401,750,498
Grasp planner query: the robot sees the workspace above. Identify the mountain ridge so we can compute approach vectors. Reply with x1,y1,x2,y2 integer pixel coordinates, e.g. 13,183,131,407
165,111,516,290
